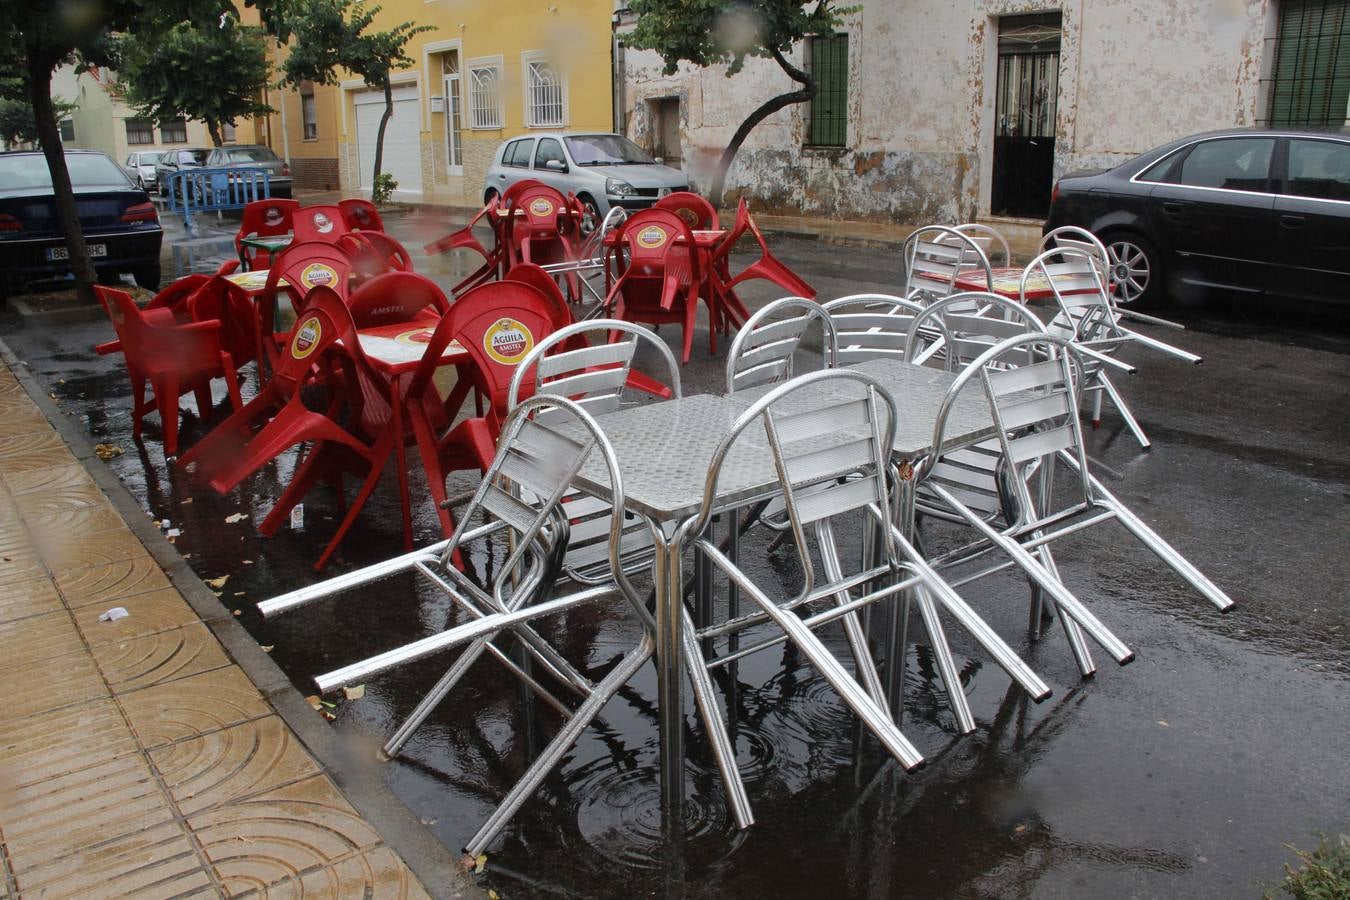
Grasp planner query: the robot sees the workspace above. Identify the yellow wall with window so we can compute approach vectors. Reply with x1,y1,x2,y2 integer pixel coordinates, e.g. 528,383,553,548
267,0,615,204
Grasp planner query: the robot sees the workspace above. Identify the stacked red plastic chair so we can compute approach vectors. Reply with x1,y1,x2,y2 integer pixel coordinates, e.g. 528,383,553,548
603,209,706,363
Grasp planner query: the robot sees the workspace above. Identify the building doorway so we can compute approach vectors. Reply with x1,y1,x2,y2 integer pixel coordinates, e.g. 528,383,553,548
652,97,681,166
991,12,1062,218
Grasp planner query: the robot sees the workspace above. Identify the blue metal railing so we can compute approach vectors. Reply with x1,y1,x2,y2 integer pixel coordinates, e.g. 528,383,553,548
167,166,272,234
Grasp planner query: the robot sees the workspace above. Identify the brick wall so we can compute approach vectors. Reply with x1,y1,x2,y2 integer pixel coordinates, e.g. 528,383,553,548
290,157,340,191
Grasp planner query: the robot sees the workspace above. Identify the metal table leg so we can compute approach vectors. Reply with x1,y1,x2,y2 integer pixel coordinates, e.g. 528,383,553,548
651,521,687,838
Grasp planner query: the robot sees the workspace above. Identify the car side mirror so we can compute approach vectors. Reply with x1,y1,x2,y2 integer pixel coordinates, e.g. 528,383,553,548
544,159,567,172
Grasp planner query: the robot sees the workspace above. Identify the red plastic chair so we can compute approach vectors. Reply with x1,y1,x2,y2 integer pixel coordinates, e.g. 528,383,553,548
717,197,816,301
339,198,385,232
404,280,557,534
423,197,504,294
505,183,577,267
604,209,706,363
291,205,350,243
339,231,413,276
258,240,357,365
183,274,260,370
236,198,299,270
94,286,243,457
655,191,719,230
179,287,409,569
348,271,450,329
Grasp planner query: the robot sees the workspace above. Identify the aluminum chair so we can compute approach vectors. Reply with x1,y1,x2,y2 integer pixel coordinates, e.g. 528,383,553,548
916,333,1234,676
508,320,681,584
955,223,1014,267
822,293,924,365
724,296,837,393
902,225,993,301
257,395,657,856
542,205,627,308
678,370,1051,821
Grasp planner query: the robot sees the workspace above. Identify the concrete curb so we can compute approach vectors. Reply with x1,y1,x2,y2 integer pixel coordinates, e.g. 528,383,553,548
0,336,481,900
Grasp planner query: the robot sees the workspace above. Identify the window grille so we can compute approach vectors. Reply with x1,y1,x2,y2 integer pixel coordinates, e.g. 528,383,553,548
470,65,502,128
805,34,848,147
126,118,154,145
302,92,318,139
1264,0,1350,126
160,119,187,143
526,59,565,127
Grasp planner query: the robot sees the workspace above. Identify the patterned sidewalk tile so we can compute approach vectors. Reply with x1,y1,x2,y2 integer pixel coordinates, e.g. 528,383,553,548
152,716,323,816
72,587,199,647
0,430,75,475
29,507,147,572
92,622,231,694
0,648,108,725
120,665,272,750
190,776,382,895
0,698,141,790
54,554,174,608
4,461,97,496
0,577,64,623
251,847,433,900
0,609,85,670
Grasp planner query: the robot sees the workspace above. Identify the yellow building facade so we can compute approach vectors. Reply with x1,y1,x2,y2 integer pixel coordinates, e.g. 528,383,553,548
268,0,617,206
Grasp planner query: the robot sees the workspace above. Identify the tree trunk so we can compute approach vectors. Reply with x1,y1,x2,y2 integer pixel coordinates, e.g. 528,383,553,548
26,54,97,306
206,119,223,147
708,46,816,207
371,74,392,200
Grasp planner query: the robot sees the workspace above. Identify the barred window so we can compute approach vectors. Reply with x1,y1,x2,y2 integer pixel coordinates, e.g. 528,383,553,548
222,122,236,143
160,118,187,143
805,33,849,147
1264,0,1350,126
126,118,154,145
469,63,502,128
59,119,75,142
301,91,318,139
525,58,565,127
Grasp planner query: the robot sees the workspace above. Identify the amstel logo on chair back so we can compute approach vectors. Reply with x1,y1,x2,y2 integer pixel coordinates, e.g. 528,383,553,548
291,317,322,360
300,263,339,290
312,212,336,234
263,206,285,227
636,225,668,250
483,318,534,365
528,198,554,218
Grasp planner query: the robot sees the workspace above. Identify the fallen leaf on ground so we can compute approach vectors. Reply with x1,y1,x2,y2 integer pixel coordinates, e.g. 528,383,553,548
306,695,323,711
488,890,499,900
260,645,274,653
475,854,488,874
232,608,241,616
224,513,247,524
321,710,336,721
205,576,228,589
343,684,366,700
94,443,124,460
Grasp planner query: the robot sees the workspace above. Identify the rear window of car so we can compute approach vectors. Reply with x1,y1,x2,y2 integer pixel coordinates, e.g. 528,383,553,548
225,147,279,163
1284,139,1350,202
179,150,208,165
1172,138,1275,192
502,139,534,168
0,154,130,191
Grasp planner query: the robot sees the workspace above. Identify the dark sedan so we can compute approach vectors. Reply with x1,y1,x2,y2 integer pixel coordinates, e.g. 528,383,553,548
1044,127,1350,307
0,150,164,295
154,147,209,196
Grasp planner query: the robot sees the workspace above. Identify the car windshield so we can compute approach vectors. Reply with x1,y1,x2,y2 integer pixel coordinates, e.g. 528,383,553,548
0,154,130,191
565,135,656,166
227,148,278,163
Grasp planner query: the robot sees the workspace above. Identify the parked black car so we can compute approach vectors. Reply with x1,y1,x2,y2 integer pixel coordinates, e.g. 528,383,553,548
1044,127,1350,307
0,150,163,296
154,147,209,196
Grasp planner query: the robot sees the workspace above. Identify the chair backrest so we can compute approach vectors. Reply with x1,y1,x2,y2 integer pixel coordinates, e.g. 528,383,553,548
953,223,1013,267
339,231,413,277
440,394,642,610
410,280,557,423
238,199,298,242
185,275,259,365
928,333,1089,525
272,285,358,391
507,183,569,240
822,293,924,366
693,369,899,598
499,178,547,207
726,296,837,393
94,285,222,374
1039,226,1109,280
267,240,356,305
339,198,385,232
144,274,212,316
654,191,719,230
576,205,628,260
1021,247,1119,346
508,319,681,419
291,205,350,243
347,271,450,329
905,292,1048,372
903,225,993,300
617,208,697,274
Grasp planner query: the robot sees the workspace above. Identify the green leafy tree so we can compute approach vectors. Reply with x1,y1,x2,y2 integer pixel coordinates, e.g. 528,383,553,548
626,0,847,205
0,0,229,303
0,80,77,146
279,0,432,201
117,15,273,147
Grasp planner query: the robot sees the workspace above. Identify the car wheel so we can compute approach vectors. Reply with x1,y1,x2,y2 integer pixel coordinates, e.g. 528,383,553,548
132,265,161,291
1102,232,1161,308
577,195,602,236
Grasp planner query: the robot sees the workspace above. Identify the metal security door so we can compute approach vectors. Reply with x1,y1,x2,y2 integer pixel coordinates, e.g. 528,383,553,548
991,14,1062,217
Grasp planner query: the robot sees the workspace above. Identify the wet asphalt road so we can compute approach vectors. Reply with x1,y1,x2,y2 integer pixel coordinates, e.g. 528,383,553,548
1,208,1347,899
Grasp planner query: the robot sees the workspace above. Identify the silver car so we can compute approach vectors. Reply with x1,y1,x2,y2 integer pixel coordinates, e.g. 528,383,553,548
204,145,293,198
123,150,163,190
483,132,688,230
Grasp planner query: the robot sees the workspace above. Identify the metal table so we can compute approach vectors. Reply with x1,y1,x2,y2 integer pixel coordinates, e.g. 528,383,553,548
567,358,1000,831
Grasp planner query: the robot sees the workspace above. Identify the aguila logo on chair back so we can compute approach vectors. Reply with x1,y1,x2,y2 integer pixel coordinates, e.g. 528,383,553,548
291,316,322,359
483,318,534,364
300,263,338,289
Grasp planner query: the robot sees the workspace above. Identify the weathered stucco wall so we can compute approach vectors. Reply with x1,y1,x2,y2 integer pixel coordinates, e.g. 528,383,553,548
622,0,1273,223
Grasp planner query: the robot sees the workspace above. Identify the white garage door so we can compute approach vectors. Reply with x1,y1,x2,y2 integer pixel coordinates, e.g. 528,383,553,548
354,85,423,193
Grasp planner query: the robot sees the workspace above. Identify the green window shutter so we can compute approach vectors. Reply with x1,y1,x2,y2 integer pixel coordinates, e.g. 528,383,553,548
1268,0,1350,126
807,34,849,147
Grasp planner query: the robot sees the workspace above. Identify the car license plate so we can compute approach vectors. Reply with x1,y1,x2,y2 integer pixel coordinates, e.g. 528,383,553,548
47,244,107,261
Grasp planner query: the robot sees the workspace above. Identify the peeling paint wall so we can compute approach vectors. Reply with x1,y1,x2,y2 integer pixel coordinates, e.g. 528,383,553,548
622,0,1273,223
